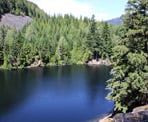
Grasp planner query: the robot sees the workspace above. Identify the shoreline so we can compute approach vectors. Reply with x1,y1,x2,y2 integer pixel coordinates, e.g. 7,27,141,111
87,59,112,66
0,59,112,70
91,105,148,122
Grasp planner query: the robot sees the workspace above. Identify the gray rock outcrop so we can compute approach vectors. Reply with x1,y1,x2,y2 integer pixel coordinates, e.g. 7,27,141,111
113,105,148,122
99,105,148,122
0,14,32,30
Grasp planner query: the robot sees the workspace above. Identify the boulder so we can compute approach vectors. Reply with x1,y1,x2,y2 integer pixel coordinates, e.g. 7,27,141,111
113,105,148,122
133,105,148,113
0,14,32,30
99,114,114,122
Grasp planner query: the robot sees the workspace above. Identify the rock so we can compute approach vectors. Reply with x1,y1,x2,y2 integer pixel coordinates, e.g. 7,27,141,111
113,113,124,122
99,114,114,122
94,106,148,122
0,14,32,30
133,105,148,113
113,105,148,122
114,113,143,122
87,59,112,66
138,111,148,121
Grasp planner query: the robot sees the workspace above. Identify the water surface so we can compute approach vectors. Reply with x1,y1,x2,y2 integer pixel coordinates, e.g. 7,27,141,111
0,65,113,122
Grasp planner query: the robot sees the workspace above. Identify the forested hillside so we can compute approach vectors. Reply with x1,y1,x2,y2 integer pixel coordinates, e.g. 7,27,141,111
0,0,47,18
0,14,32,30
0,0,147,120
0,0,124,69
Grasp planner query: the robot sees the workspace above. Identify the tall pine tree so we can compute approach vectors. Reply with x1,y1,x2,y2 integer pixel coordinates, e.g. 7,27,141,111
107,0,148,113
100,22,112,59
86,15,101,60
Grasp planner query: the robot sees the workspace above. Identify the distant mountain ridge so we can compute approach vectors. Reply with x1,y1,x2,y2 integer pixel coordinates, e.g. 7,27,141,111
107,17,122,25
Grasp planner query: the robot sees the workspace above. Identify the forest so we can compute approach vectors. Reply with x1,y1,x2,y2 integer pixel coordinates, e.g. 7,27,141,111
0,0,147,115
0,0,124,69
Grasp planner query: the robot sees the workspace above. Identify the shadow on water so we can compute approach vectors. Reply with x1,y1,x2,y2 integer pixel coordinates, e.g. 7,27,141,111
85,65,111,103
0,65,113,122
0,68,43,114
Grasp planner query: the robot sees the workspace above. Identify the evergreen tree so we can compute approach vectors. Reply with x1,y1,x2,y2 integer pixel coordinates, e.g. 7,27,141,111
0,26,8,65
86,15,101,60
0,0,121,69
107,0,148,113
100,22,112,59
0,0,47,18
3,28,17,68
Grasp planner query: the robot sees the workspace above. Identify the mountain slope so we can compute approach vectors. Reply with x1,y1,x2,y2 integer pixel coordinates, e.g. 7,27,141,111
0,0,47,30
0,14,32,30
0,0,47,18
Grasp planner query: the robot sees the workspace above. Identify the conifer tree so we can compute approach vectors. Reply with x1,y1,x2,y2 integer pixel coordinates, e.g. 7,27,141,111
107,0,148,113
0,0,121,68
0,26,8,65
3,28,17,68
86,15,100,60
100,22,112,59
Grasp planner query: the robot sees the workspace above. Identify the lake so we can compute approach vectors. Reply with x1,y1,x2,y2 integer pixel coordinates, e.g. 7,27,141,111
0,65,113,122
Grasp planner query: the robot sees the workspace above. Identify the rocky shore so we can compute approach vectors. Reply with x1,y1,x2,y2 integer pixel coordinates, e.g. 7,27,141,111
27,59,43,68
87,59,112,66
97,105,148,122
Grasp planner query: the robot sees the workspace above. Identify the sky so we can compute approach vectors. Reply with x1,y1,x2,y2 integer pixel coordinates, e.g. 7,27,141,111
29,0,128,20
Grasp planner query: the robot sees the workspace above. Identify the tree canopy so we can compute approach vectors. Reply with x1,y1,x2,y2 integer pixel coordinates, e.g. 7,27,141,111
107,0,148,113
0,0,121,69
0,0,47,18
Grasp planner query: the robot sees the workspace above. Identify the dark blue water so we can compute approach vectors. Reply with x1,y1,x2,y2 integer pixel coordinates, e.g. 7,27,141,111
0,65,113,122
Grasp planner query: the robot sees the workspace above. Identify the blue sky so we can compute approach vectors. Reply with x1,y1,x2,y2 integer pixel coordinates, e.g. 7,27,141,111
29,0,128,20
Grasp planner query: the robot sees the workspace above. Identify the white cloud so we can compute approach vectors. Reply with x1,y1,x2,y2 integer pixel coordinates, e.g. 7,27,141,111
28,0,113,20
95,13,114,21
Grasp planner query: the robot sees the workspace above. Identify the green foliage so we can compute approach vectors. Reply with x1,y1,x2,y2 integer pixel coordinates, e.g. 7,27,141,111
3,28,16,68
0,0,47,18
0,25,8,65
19,42,34,67
86,18,114,60
2,28,23,68
100,22,113,59
107,0,148,113
0,0,121,69
86,15,101,60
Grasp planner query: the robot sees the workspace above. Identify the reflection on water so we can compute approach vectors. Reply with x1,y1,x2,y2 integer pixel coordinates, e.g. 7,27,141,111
0,65,113,122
